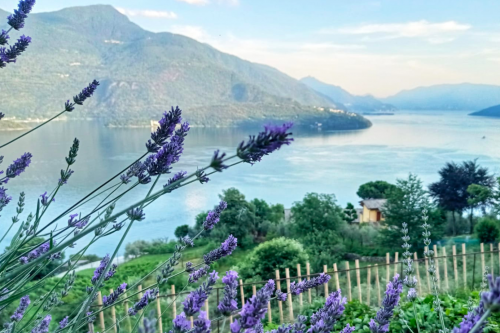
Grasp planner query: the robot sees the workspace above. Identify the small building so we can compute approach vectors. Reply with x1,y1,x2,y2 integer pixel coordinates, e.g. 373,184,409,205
359,199,387,223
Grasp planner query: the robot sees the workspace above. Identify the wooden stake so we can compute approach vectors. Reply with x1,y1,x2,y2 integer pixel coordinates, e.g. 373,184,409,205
425,246,431,292
433,245,440,288
276,270,284,324
345,261,352,301
394,252,399,278
414,252,421,294
366,266,371,306
190,317,193,329
490,243,494,277
462,243,467,288
109,289,117,333
88,323,94,333
97,291,105,331
442,247,449,290
333,263,340,291
205,299,209,319
123,291,132,332
355,260,362,303
157,291,163,333
297,264,303,306
252,284,257,296
323,265,329,297
286,268,294,321
267,301,272,323
306,262,312,304
452,245,458,288
239,279,245,305
171,285,177,318
375,264,381,306
481,243,485,275
386,253,390,284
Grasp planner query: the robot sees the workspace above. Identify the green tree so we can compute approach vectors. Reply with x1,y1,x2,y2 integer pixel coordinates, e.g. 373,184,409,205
356,181,397,199
467,184,493,215
381,174,445,252
343,202,358,224
174,225,190,239
238,237,309,279
475,217,499,243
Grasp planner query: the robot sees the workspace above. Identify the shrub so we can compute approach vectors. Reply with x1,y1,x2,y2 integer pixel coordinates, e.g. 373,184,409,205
238,237,309,279
475,217,500,243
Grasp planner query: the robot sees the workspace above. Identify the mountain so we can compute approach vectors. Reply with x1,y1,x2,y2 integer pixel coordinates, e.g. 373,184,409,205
381,83,500,111
0,6,371,130
469,104,500,117
299,76,396,112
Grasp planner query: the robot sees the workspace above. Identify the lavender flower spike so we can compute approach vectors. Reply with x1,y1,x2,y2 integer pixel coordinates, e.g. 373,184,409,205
203,235,237,265
368,274,403,333
73,80,99,105
183,271,219,316
340,324,356,333
237,123,293,164
1,35,32,66
91,254,117,285
203,201,228,230
170,312,190,333
59,316,69,329
0,187,12,211
290,273,331,295
230,279,275,333
103,283,127,306
189,265,210,284
5,152,32,179
275,290,287,302
452,300,486,333
31,314,51,333
10,295,30,321
7,0,36,30
148,106,183,152
218,270,239,315
129,288,158,316
308,290,347,333
193,311,211,333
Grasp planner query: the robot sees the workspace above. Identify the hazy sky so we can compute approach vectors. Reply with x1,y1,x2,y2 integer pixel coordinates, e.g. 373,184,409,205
1,0,500,97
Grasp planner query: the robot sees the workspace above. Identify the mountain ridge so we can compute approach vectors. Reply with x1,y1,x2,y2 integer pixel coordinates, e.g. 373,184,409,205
469,104,500,118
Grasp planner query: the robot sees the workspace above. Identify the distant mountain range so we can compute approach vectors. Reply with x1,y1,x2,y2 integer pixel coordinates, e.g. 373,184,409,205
300,77,396,112
0,5,371,130
469,104,500,118
381,83,500,111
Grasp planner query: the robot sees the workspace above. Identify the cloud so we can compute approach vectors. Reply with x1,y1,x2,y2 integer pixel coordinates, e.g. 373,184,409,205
216,0,240,5
300,43,366,51
170,25,211,41
116,7,177,19
320,20,470,43
175,0,210,5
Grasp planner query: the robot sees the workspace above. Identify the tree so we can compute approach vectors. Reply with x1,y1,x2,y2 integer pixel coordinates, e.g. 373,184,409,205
475,217,499,243
381,174,445,252
343,203,358,224
357,181,397,199
174,225,190,239
467,184,493,215
429,160,494,234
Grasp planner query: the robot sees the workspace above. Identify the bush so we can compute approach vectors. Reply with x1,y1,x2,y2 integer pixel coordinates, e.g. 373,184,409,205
475,217,500,243
238,237,309,279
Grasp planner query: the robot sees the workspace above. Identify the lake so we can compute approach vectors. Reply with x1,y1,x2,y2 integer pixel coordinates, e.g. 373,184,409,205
1,110,499,256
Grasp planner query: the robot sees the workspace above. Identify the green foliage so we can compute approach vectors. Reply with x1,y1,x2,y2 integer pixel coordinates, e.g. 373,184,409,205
381,174,445,253
124,238,177,258
238,237,309,280
343,203,358,224
356,181,397,199
475,217,500,243
174,225,190,239
69,254,100,262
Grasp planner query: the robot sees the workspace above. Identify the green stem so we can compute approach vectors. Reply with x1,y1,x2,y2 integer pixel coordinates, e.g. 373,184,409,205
412,302,421,333
469,308,491,333
0,223,14,243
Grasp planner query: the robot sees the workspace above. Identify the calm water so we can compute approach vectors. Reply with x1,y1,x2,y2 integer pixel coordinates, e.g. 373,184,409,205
1,110,499,256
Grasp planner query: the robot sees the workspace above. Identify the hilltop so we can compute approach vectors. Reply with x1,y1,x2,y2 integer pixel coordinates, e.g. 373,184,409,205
469,104,500,118
0,6,371,130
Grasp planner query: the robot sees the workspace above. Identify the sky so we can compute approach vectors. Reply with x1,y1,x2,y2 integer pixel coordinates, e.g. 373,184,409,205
2,0,500,97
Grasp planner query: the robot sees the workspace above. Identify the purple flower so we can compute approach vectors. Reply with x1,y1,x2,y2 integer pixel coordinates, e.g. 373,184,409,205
21,242,51,264
5,152,32,179
122,160,150,185
189,265,210,284
452,301,486,333
86,311,96,323
185,261,195,273
75,216,89,229
368,274,403,333
59,316,69,329
170,312,190,333
73,80,99,105
67,213,79,226
0,30,10,46
0,35,31,66
203,235,237,265
210,150,228,172
407,288,417,302
275,290,287,302
193,311,211,333
147,126,189,176
181,236,194,247
91,254,117,285
58,169,74,185
237,123,293,164
129,288,158,316
340,324,356,333
10,295,30,321
218,270,239,316
290,273,331,296
103,283,127,306
127,207,145,221
148,107,183,152
0,187,12,211
196,169,209,184
183,271,219,316
8,0,36,30
203,201,228,230
269,324,291,333
164,171,187,192
308,290,347,333
231,279,275,333
31,314,51,333
482,275,500,310
65,100,75,112
40,192,54,206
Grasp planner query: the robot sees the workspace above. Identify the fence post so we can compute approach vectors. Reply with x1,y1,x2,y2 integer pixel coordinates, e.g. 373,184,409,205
88,323,94,333
286,268,294,321
394,252,399,278
355,260,362,303
385,253,390,284
366,265,371,306
323,265,329,297
138,285,144,323
97,291,105,332
157,291,163,333
375,264,381,306
462,243,467,288
472,253,477,290
333,263,340,291
481,243,485,276
297,264,303,307
239,279,245,305
205,300,209,319
123,290,132,332
425,246,431,293
345,261,352,301
433,245,440,288
252,284,256,296
442,247,449,290
276,270,284,324
171,285,177,319
413,252,421,294
306,262,312,304
267,301,272,324
452,245,458,288
109,289,117,333
490,243,494,277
